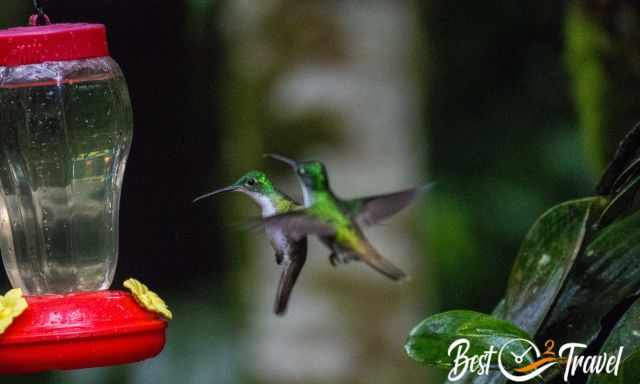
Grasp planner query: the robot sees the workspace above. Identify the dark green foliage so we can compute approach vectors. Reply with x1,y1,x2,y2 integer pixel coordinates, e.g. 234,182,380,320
405,310,533,370
587,298,640,384
406,124,640,384
539,210,640,346
502,197,605,335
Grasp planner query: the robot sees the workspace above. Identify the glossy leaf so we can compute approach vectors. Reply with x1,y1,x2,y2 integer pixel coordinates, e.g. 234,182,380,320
610,157,640,194
440,199,605,384
405,310,532,370
595,175,640,229
539,210,640,347
503,197,606,335
618,351,640,384
444,368,512,384
596,121,640,196
439,303,510,384
587,297,640,384
492,299,506,319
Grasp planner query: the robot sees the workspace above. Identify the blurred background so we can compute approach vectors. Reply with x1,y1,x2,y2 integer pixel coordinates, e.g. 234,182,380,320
1,0,640,383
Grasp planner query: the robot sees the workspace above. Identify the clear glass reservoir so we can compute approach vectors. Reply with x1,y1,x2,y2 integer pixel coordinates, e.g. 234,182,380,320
0,53,133,294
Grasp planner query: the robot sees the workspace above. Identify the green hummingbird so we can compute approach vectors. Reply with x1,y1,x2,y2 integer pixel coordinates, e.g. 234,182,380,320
263,154,427,281
193,170,307,316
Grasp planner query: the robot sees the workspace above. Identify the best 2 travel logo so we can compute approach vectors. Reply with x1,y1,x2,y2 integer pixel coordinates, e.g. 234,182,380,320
447,338,624,382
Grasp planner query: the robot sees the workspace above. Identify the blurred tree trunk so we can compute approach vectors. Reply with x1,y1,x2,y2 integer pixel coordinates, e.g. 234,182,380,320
219,1,429,383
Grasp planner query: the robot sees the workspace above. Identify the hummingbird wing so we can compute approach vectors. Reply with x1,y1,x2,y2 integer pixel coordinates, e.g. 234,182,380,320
346,183,434,226
274,237,308,316
262,210,336,241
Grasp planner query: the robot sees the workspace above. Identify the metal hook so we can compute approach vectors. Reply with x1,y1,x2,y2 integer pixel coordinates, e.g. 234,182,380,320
30,0,50,26
32,0,44,16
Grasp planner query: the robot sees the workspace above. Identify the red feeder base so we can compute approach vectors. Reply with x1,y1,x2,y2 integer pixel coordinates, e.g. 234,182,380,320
0,290,167,374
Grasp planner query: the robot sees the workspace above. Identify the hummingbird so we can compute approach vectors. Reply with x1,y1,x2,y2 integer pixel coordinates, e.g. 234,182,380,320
263,154,428,281
193,170,307,316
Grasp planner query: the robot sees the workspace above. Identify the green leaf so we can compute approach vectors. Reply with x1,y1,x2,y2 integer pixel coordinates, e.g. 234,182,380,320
619,351,640,384
502,197,606,334
437,199,605,384
596,122,640,195
539,210,640,346
610,157,640,194
595,175,640,229
587,297,640,384
405,310,532,370
491,299,506,319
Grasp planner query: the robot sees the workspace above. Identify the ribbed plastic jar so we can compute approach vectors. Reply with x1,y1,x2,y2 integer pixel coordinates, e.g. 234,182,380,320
0,23,133,294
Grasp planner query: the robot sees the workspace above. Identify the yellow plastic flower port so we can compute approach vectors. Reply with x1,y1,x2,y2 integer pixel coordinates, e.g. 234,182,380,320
0,288,28,335
123,278,173,320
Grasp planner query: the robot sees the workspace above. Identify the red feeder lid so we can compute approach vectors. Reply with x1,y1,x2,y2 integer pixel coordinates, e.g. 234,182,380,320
0,23,109,67
0,290,167,374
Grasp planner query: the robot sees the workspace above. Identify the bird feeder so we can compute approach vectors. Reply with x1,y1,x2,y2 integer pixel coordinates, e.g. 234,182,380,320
0,18,167,373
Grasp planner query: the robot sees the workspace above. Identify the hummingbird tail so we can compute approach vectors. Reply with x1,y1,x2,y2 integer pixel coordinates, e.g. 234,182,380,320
360,243,408,282
273,242,308,316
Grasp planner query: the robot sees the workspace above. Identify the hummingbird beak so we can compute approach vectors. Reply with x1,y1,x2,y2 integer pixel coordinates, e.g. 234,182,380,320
192,185,239,203
264,153,298,168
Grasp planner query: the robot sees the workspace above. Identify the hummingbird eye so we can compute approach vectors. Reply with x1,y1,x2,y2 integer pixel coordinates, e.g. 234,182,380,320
246,178,256,186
